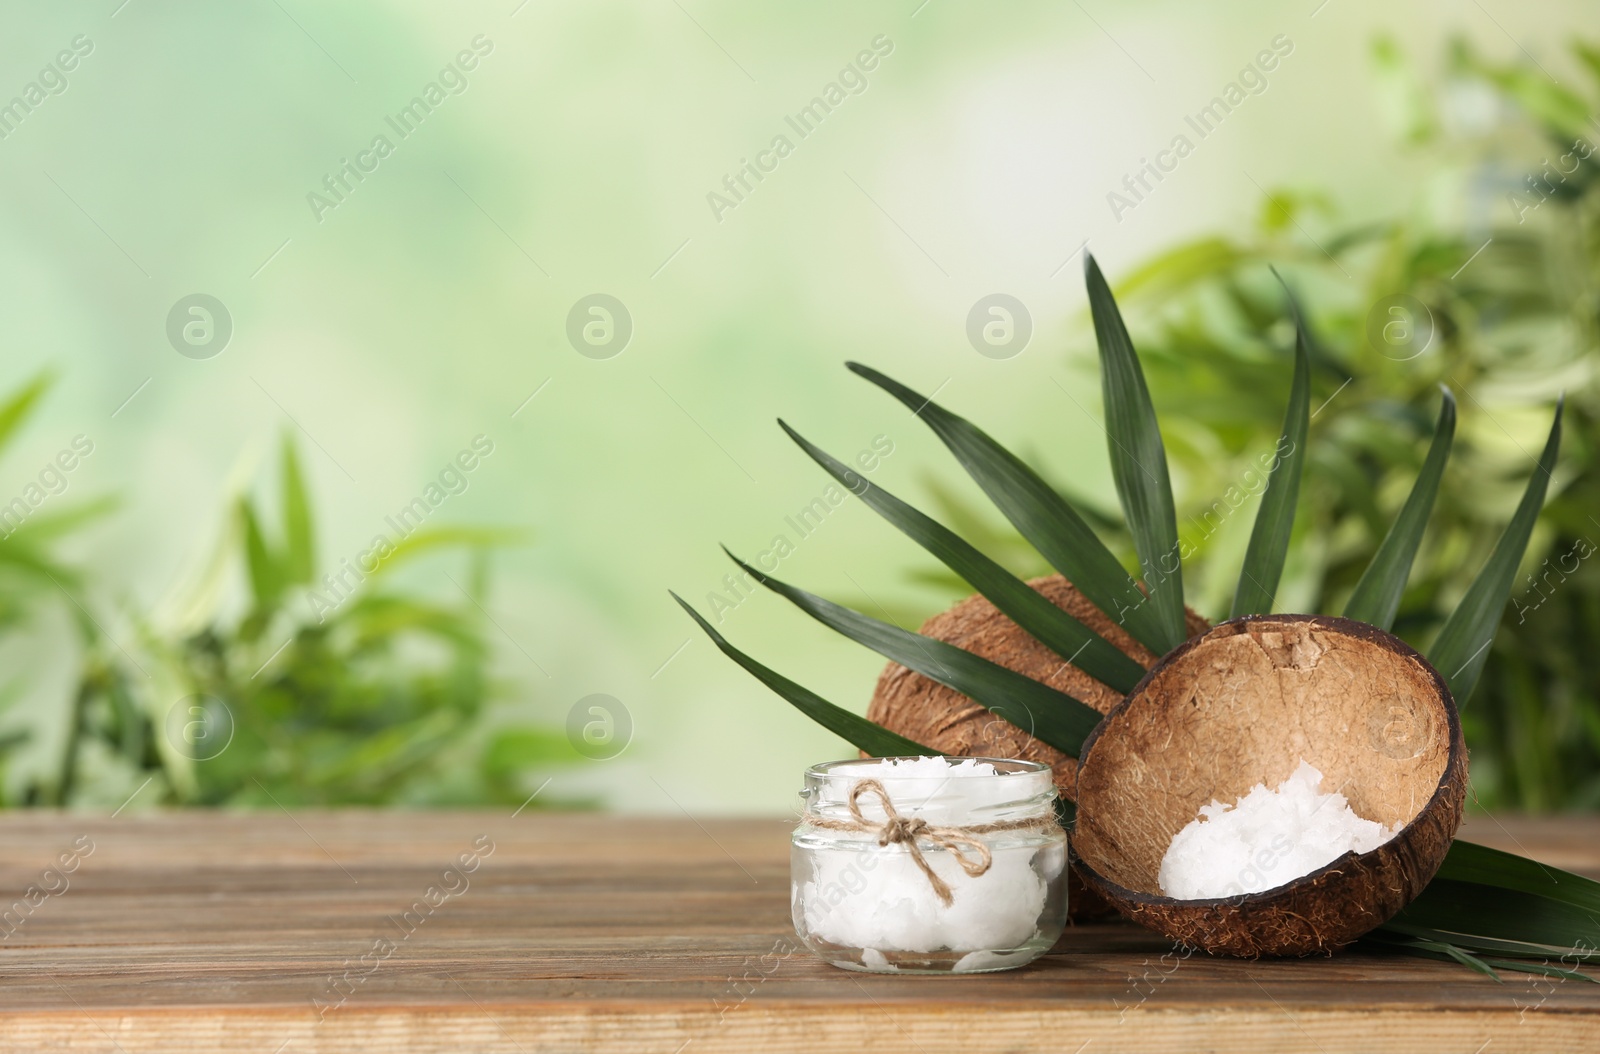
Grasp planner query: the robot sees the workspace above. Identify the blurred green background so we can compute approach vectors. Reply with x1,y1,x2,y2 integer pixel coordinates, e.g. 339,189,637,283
0,0,1594,814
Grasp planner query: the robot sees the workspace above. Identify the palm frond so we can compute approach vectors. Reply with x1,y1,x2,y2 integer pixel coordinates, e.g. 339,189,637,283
1390,875,1600,950
1428,398,1564,702
723,549,1103,757
1435,839,1600,914
778,419,1146,693
847,362,1174,654
1230,278,1312,617
671,592,935,757
1344,388,1456,629
1084,254,1188,648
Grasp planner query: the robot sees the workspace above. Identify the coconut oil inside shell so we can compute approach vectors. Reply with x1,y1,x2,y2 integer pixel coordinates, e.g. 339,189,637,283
1157,760,1401,900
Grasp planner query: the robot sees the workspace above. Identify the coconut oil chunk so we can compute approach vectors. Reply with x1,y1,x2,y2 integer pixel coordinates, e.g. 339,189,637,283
1158,760,1401,900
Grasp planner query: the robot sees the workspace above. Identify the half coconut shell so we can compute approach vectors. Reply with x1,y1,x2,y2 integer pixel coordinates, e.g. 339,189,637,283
1071,613,1467,957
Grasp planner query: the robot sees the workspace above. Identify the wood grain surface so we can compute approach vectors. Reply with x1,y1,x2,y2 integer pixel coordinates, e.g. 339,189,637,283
0,809,1594,1053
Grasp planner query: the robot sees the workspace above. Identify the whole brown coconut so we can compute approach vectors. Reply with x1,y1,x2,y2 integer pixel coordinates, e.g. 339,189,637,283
867,573,1210,799
1070,614,1467,957
866,574,1210,924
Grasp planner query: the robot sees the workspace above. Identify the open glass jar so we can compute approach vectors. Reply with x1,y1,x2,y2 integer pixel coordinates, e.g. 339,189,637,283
791,756,1068,973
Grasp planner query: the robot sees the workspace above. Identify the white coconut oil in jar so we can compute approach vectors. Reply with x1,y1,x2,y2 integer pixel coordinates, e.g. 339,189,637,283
791,756,1068,973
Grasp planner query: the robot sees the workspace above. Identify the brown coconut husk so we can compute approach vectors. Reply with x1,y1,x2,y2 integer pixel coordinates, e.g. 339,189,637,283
1070,614,1467,957
866,574,1209,922
867,573,1210,798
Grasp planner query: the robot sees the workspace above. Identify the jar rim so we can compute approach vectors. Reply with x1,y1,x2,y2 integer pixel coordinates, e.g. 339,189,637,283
804,756,1052,780
800,756,1058,824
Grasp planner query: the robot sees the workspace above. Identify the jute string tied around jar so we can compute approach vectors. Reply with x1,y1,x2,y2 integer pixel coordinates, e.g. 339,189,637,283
803,777,1062,906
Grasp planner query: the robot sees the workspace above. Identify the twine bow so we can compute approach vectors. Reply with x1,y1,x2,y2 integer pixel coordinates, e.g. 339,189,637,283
838,778,995,906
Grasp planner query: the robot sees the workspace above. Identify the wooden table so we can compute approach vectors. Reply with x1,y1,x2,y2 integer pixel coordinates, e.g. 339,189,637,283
0,810,1595,1052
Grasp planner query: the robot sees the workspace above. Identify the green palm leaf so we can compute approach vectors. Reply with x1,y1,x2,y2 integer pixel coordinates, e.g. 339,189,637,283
723,549,1103,757
1434,838,1600,915
1370,933,1596,982
1365,929,1597,983
777,420,1147,693
1427,397,1564,703
1343,388,1456,629
1387,876,1600,950
1473,957,1597,982
670,591,935,757
846,362,1173,655
1230,287,1312,617
1379,921,1599,964
1084,254,1187,647
1397,935,1504,979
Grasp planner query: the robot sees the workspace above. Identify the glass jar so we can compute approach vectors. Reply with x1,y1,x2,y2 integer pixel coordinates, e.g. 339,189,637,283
791,756,1068,973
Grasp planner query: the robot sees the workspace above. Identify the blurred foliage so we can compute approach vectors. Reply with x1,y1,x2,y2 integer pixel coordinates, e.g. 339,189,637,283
0,374,118,801
921,36,1600,810
0,375,115,632
3,428,575,808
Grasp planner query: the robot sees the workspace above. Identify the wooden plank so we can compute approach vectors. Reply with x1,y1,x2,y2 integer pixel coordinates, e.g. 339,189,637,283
0,811,1593,1052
